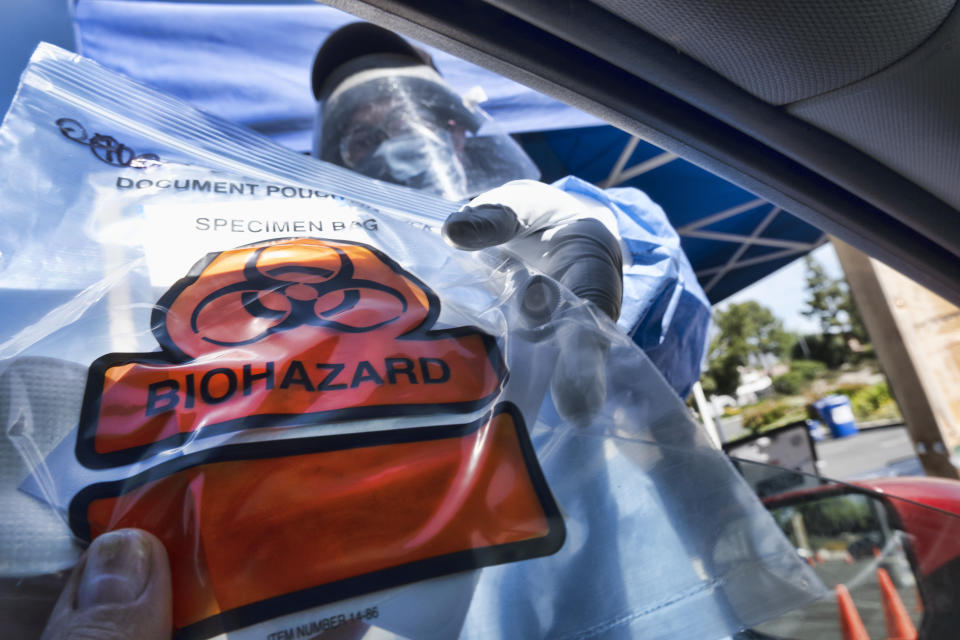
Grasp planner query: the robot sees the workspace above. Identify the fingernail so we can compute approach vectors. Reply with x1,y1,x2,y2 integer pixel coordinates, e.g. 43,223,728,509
77,530,152,608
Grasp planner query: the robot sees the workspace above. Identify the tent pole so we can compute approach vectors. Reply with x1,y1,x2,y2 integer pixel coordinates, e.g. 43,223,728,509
692,380,722,448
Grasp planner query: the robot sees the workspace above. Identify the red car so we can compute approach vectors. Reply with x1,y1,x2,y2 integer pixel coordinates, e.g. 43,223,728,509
757,474,960,639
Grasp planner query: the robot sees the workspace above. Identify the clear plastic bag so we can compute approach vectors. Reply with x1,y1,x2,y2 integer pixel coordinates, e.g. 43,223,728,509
0,43,824,639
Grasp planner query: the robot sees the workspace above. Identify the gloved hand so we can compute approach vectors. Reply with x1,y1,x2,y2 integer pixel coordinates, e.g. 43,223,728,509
443,180,623,321
443,180,624,425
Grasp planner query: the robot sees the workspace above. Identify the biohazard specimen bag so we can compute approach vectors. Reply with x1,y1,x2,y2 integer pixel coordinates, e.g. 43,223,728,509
0,44,824,639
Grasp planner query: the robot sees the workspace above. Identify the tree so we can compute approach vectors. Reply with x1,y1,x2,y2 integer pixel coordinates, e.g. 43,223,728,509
705,301,795,395
791,333,848,369
801,256,868,344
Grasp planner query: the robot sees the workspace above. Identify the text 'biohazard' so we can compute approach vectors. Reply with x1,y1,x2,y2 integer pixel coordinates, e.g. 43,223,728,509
77,238,506,468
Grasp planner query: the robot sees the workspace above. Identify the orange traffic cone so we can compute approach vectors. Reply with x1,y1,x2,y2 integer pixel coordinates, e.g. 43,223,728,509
877,567,917,640
836,583,871,640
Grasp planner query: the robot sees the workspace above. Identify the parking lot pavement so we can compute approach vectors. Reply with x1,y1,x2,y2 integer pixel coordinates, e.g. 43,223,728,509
752,556,921,640
816,426,923,480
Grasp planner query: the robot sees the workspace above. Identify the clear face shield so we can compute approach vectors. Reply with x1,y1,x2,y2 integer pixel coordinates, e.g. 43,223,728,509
315,67,540,201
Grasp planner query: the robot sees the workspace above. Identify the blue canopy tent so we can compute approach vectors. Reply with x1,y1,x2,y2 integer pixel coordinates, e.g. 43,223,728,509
70,0,826,305
516,127,827,303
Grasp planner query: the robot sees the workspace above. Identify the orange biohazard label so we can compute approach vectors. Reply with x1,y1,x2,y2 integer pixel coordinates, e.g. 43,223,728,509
70,404,563,638
70,238,563,639
76,238,507,468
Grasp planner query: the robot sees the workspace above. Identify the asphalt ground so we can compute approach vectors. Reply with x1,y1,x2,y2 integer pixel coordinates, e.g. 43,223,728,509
815,425,924,480
752,555,922,640
719,415,924,481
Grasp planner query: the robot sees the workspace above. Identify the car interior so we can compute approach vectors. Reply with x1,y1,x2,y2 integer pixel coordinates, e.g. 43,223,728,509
8,1,960,638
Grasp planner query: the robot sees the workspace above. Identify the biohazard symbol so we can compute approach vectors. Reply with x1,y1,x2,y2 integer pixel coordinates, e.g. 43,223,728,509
77,238,507,468
187,244,409,347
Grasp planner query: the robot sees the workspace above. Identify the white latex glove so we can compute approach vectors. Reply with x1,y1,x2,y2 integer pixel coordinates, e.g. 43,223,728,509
443,180,623,321
443,180,624,425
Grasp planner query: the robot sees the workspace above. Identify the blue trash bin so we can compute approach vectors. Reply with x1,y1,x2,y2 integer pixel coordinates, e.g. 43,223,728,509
814,395,859,438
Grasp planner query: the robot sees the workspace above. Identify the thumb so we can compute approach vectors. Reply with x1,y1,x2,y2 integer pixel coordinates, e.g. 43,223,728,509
41,529,171,640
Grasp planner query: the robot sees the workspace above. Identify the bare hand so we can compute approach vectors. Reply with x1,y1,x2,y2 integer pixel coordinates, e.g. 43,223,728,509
41,529,171,640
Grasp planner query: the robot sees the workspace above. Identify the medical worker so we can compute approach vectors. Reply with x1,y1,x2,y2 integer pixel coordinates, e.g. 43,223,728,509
312,22,709,401
36,23,623,640
312,22,624,319
313,22,634,427
309,24,737,640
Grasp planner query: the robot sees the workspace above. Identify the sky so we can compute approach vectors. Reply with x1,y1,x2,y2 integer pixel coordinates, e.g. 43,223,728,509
717,243,845,335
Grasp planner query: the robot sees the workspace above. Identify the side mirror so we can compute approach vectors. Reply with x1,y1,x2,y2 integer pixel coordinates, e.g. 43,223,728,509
768,487,914,581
